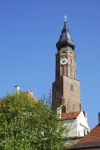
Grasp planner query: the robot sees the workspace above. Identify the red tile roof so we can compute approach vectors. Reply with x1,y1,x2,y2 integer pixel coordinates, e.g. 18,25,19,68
0,100,5,105
67,124,100,149
61,112,80,120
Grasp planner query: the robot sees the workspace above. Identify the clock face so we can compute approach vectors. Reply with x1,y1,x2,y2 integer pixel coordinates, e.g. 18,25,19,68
60,58,68,65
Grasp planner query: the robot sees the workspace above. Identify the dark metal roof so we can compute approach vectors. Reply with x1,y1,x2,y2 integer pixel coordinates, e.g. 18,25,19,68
56,20,75,51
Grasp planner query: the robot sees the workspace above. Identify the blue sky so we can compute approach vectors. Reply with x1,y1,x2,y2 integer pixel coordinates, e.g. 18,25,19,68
0,0,100,128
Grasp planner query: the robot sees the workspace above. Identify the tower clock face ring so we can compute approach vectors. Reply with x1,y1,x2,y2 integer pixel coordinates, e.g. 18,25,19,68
60,58,68,65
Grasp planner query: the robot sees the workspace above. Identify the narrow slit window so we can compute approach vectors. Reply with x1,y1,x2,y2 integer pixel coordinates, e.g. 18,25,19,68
70,85,74,91
62,105,66,113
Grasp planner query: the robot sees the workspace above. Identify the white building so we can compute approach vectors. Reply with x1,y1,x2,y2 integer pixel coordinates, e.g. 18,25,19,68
62,111,90,138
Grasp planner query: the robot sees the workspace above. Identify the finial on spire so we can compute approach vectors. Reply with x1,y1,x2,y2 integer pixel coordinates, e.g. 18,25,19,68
63,15,67,22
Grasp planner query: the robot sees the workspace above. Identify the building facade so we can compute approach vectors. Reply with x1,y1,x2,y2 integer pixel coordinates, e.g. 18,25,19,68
66,113,100,150
62,111,90,138
52,19,81,113
52,19,90,142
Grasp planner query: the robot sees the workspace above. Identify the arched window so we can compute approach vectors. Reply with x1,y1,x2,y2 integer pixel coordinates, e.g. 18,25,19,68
62,105,66,113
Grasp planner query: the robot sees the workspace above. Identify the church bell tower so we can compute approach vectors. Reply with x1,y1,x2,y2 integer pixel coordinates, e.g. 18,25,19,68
52,18,81,113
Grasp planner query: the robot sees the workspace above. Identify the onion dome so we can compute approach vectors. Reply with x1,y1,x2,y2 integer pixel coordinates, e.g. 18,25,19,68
56,18,75,51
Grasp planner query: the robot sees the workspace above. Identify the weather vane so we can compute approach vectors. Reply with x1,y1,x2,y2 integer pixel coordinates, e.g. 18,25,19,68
63,15,67,22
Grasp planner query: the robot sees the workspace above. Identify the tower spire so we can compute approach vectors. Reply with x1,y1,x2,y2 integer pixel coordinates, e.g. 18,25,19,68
56,18,75,51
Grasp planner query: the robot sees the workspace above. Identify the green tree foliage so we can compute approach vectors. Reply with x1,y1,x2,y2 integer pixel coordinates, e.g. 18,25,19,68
0,92,66,150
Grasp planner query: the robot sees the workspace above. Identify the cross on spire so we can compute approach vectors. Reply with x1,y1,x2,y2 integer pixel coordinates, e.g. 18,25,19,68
63,15,67,22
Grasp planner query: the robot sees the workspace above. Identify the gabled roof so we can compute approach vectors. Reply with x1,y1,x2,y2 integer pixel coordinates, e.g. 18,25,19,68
0,91,37,106
61,111,80,120
67,124,100,149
